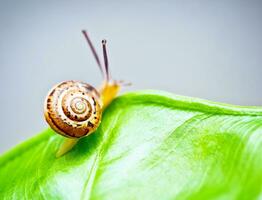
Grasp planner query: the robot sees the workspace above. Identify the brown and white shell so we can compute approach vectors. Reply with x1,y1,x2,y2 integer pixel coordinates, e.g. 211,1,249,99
44,81,102,138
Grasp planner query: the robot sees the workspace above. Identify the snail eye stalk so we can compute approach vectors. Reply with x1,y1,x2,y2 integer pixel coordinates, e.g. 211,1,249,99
81,30,104,79
102,39,110,81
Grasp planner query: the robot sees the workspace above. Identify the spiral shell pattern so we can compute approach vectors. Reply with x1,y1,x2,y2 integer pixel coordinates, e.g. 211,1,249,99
44,81,102,138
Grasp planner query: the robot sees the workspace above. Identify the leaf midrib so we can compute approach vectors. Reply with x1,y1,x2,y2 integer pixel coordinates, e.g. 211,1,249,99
80,108,122,200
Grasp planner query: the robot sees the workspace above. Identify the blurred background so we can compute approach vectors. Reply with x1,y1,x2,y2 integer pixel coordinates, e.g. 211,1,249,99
0,0,261,153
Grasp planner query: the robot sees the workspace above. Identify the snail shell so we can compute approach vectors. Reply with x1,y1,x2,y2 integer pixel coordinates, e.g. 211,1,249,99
44,81,102,138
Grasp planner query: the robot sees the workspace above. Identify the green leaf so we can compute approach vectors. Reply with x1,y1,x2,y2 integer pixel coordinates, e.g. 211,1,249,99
0,90,262,200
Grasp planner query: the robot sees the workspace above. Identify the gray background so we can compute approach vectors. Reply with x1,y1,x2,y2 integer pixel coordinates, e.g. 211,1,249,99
0,0,261,153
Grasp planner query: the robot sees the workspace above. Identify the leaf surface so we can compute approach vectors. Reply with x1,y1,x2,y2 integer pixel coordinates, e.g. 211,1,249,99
0,91,262,200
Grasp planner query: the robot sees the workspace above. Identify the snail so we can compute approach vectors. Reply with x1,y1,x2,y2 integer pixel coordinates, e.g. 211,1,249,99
44,30,129,157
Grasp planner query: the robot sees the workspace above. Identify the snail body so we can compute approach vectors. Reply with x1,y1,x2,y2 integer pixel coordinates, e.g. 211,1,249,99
44,31,126,157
